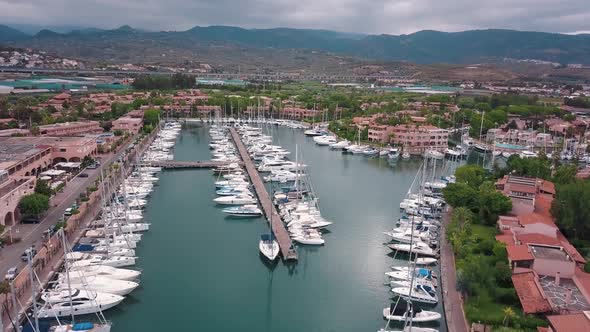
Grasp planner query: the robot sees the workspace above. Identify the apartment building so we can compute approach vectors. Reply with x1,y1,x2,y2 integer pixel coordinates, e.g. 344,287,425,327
389,124,449,154
38,121,102,136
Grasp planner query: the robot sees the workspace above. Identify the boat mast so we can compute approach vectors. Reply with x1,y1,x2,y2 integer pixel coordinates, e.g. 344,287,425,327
27,249,40,332
60,229,76,324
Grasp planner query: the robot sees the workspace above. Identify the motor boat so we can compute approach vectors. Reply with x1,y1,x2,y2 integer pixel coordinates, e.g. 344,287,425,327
313,135,337,146
55,275,139,296
329,140,350,150
37,289,124,318
68,252,137,268
213,194,257,205
424,150,444,160
363,147,380,157
402,151,411,159
259,234,280,261
68,265,141,281
222,205,263,217
388,148,400,160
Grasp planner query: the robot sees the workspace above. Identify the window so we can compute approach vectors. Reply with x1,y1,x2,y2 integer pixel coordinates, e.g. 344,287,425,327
59,148,67,152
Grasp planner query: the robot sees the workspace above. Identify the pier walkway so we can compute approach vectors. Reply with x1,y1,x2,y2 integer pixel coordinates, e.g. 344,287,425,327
440,207,469,332
228,127,298,261
148,160,241,169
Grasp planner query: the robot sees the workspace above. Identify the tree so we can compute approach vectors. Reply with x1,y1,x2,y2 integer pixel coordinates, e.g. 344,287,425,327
553,164,578,185
18,193,50,217
455,164,486,188
143,109,160,127
502,307,515,326
443,183,478,209
551,180,590,239
34,179,52,196
477,182,512,225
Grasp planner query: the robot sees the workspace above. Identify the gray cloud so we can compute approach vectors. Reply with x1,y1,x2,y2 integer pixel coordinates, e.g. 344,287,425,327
0,0,589,34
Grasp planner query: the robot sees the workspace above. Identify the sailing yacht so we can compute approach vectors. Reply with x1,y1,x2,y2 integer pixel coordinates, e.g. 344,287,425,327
391,284,439,305
259,233,280,261
382,301,441,322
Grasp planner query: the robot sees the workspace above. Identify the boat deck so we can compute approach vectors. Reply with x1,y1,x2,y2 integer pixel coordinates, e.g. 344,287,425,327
229,127,298,261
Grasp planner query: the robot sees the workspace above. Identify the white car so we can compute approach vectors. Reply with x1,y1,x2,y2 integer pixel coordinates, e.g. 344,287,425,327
5,267,18,280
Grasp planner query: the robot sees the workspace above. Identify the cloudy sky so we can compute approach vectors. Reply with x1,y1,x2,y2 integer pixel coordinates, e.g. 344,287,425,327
1,0,589,35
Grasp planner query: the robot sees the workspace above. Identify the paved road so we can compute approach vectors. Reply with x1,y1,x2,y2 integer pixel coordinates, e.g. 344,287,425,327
0,144,131,278
440,207,469,332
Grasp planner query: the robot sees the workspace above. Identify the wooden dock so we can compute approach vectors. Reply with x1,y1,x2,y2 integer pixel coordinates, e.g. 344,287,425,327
147,160,242,169
229,127,298,261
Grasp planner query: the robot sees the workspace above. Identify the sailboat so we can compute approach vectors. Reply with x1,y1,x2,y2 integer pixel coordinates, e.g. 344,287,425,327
382,301,441,322
259,182,280,261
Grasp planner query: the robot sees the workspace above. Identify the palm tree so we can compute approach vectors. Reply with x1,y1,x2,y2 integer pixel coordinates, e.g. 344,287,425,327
502,306,515,326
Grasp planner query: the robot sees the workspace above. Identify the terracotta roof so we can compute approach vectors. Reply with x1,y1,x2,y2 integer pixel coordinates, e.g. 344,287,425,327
507,244,534,261
496,234,514,246
511,272,552,314
518,212,556,228
574,268,590,298
517,233,560,246
540,181,556,195
509,183,537,194
547,312,590,332
558,233,587,264
53,92,71,100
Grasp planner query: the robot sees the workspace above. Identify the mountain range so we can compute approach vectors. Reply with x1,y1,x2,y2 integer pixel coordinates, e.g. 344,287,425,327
1,24,590,65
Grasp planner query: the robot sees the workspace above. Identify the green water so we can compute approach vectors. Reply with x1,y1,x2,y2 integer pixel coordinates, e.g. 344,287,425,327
107,124,447,332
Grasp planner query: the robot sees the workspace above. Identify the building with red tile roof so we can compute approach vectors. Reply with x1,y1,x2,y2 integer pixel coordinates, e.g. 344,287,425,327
511,271,553,314
546,312,590,332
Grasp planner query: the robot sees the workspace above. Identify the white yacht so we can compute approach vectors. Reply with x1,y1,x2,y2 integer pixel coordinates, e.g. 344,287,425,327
382,302,441,322
68,252,137,268
391,284,439,304
68,265,141,281
37,289,124,318
56,275,139,296
313,135,337,146
214,194,257,205
259,234,280,261
387,242,437,257
329,140,350,150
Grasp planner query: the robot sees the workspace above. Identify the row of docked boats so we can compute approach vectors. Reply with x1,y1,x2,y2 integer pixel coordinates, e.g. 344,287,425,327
379,157,451,332
25,122,181,331
236,125,333,247
207,125,280,261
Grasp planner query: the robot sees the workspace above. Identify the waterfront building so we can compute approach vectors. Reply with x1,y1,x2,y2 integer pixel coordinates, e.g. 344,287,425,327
0,170,36,226
389,124,449,154
280,107,325,120
112,117,143,134
38,121,103,136
493,175,590,321
367,124,394,143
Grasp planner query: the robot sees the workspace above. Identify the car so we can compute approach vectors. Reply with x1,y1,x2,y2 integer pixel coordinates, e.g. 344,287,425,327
5,267,18,280
64,207,73,216
79,173,89,178
20,247,37,262
86,164,98,169
21,216,40,224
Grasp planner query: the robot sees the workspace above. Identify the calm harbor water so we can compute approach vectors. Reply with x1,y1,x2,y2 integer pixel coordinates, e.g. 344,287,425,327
105,124,447,332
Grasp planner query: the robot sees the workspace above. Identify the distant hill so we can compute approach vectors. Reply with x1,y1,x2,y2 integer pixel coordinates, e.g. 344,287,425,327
1,25,590,65
0,25,29,42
